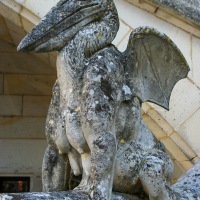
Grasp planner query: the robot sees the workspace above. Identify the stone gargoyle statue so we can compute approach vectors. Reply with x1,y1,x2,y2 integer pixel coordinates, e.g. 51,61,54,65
17,0,200,199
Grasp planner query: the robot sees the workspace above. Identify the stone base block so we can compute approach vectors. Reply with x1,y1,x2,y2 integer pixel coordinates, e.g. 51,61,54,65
0,190,148,200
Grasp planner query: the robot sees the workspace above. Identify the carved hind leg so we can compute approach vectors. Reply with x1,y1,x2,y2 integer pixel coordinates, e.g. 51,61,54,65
64,103,91,191
73,152,91,192
42,81,69,191
42,145,69,191
139,150,174,200
43,80,82,191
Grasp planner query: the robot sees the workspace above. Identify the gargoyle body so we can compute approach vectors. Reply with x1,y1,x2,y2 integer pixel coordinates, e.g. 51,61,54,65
18,0,192,199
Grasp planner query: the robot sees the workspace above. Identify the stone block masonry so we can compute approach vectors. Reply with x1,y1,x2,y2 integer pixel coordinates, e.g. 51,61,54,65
0,74,3,94
0,95,22,116
0,38,56,192
4,74,56,95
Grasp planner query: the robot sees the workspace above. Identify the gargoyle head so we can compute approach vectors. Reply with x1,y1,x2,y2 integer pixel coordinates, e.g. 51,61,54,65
17,0,114,52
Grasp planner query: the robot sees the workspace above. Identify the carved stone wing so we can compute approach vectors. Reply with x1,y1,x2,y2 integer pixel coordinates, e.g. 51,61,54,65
125,27,190,110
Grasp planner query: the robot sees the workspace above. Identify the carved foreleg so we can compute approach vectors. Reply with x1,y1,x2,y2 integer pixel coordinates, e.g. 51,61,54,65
90,132,116,200
81,122,116,200
139,150,175,200
81,84,117,200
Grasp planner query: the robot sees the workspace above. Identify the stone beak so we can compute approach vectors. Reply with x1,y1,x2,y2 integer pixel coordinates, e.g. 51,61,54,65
17,0,104,52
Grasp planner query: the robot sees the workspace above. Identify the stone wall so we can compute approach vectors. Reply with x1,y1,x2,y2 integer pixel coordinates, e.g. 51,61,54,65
0,39,56,192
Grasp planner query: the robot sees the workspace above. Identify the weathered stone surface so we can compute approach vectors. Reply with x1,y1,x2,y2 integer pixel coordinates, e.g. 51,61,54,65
0,191,148,200
116,0,193,65
16,0,195,199
172,160,200,199
146,0,200,28
41,27,189,199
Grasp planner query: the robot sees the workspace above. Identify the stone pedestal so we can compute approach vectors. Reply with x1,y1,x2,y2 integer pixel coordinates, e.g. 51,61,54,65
0,191,148,200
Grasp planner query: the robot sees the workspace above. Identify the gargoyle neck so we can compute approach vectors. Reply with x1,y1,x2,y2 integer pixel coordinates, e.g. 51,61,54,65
58,5,119,79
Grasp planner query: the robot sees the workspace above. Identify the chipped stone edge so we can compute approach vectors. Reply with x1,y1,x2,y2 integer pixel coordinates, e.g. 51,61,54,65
0,0,200,38
146,0,200,28
126,0,200,37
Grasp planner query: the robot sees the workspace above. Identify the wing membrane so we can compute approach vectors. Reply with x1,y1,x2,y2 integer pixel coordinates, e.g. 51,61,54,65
125,27,189,110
